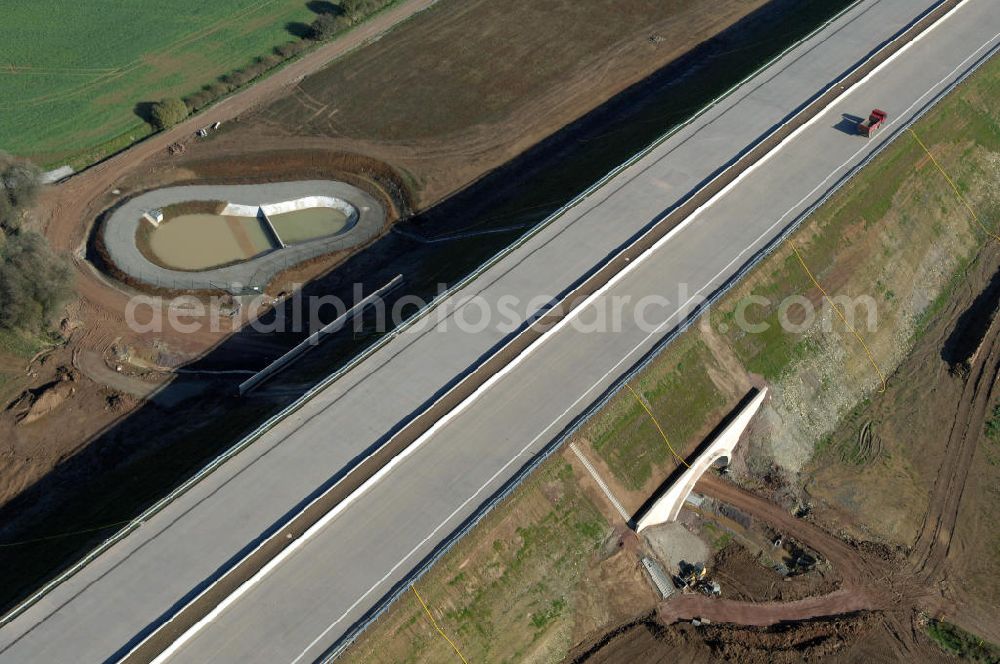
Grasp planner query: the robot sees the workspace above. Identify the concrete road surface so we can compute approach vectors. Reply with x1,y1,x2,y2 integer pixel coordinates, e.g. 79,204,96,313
1,0,996,662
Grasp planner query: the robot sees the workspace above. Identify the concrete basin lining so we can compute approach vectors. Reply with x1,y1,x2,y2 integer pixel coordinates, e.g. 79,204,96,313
222,195,359,227
100,180,385,292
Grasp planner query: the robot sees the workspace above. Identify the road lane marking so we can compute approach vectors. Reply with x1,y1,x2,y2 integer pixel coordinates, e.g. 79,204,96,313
138,8,997,663
289,23,1000,664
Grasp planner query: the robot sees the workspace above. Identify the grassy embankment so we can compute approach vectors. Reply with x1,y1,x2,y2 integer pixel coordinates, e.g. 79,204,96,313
343,52,1000,663
0,0,396,169
346,461,610,663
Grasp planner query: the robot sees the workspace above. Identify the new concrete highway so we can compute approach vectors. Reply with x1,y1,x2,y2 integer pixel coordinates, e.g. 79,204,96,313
2,0,997,661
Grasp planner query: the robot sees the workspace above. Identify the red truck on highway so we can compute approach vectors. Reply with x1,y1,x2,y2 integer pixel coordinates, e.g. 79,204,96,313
857,109,887,137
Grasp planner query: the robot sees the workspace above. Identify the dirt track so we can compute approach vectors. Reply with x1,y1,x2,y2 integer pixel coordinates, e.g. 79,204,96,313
644,474,885,628
908,282,1000,584
26,0,444,373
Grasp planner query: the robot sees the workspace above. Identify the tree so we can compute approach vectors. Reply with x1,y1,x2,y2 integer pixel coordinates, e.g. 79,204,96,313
0,231,72,333
149,97,189,130
308,13,349,40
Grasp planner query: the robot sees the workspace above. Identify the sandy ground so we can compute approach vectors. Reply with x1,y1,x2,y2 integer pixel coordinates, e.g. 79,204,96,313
643,522,710,575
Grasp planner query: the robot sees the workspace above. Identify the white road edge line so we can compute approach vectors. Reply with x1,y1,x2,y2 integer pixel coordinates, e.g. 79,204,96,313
144,3,991,662
0,0,874,635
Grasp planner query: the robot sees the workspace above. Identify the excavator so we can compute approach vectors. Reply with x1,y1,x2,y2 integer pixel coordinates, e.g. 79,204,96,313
675,562,722,596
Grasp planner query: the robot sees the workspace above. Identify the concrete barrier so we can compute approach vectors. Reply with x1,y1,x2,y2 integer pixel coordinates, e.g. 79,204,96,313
101,180,382,292
237,275,403,395
221,195,361,249
635,388,767,531
257,208,286,249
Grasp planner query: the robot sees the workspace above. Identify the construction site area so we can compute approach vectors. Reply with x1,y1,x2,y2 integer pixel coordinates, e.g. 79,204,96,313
1,0,999,661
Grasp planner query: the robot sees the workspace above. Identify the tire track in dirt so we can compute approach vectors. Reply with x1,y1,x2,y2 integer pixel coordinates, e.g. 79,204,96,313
696,475,878,588
637,474,887,628
657,587,872,627
652,256,1000,650
908,298,1000,583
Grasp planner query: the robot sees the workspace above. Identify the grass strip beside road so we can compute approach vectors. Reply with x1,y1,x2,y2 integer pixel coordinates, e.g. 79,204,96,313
909,127,1000,243
411,586,470,664
115,4,973,659
624,384,691,468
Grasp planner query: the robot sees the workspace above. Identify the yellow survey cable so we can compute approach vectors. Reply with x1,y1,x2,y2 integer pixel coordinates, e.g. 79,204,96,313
625,383,690,468
412,585,470,664
909,128,999,243
791,246,887,393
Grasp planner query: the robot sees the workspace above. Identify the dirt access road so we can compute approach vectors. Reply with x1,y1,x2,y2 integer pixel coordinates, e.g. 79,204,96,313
656,257,1000,658
908,278,1000,586
597,278,1000,658
578,269,1000,659
653,474,887,627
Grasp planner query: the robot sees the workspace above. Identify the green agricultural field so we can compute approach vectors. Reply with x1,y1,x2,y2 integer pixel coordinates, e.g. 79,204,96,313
0,0,323,167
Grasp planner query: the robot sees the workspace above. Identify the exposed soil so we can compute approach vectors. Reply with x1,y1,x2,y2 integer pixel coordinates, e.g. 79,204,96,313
808,243,1000,644
711,542,837,603
565,611,940,664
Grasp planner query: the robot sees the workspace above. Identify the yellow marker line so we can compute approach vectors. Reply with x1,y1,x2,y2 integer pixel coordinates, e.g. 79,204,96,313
791,246,887,393
412,585,470,664
909,128,999,243
625,384,690,468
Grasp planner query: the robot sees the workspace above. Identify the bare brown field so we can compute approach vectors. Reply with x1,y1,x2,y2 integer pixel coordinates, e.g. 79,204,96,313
2,0,769,514
178,0,771,209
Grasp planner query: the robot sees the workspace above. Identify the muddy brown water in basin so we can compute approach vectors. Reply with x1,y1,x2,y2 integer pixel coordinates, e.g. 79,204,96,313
147,213,274,270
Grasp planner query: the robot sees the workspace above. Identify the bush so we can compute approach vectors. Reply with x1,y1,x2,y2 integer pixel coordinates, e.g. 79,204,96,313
149,97,189,130
0,232,72,333
183,89,214,113
926,619,1000,662
274,40,309,59
257,53,282,69
0,154,40,232
309,13,350,40
340,0,391,22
